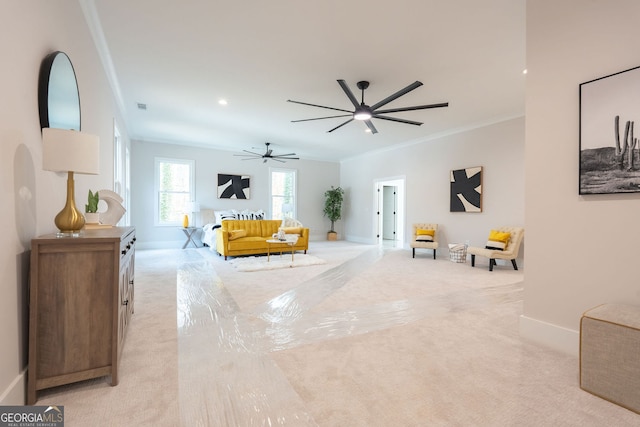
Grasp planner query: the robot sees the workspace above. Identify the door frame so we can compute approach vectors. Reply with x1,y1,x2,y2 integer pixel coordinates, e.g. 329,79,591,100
374,177,405,246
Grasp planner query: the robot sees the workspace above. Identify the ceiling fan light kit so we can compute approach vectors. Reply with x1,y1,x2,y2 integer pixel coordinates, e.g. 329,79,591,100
288,79,448,134
234,142,299,163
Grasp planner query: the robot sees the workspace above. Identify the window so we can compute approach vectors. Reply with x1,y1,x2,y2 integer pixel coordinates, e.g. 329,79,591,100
155,157,194,226
270,168,297,221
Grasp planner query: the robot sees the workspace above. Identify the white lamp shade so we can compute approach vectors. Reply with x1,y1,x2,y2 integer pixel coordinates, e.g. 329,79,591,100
188,202,201,213
42,128,100,174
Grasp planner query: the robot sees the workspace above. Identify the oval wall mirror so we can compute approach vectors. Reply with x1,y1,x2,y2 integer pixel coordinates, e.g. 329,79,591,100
38,51,81,131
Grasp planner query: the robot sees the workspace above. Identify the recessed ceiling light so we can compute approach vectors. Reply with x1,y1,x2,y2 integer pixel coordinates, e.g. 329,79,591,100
218,99,228,106
522,69,528,75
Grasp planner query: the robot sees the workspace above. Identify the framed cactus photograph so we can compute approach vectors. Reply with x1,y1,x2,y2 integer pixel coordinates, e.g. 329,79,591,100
579,65,640,194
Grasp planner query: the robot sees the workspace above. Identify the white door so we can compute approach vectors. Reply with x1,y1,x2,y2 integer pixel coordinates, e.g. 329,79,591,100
382,186,397,240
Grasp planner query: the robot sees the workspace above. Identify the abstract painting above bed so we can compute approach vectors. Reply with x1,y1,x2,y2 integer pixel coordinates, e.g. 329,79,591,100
218,174,250,199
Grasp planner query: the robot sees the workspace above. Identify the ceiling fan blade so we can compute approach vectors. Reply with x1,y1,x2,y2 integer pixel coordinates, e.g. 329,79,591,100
364,120,378,134
373,115,423,126
273,153,296,157
241,149,263,156
375,102,449,115
287,99,353,114
272,158,286,163
328,118,354,132
273,156,300,160
369,81,423,110
337,80,360,109
291,114,352,123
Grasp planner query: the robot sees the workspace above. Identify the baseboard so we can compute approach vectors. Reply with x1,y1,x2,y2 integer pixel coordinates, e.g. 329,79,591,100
345,234,377,245
0,370,26,405
519,315,579,357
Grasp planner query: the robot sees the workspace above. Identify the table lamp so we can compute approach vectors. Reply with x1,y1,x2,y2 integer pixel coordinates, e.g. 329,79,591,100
188,201,201,227
42,128,100,236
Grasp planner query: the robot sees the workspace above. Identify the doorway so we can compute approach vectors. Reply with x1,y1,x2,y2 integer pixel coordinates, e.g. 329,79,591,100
375,178,405,247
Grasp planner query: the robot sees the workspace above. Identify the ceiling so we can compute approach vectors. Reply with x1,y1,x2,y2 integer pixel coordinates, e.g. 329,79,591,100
85,0,525,162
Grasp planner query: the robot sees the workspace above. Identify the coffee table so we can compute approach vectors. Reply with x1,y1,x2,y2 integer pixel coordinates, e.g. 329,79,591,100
266,236,298,263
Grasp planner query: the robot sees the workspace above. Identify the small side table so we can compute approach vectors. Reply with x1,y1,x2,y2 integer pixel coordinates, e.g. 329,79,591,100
181,227,200,249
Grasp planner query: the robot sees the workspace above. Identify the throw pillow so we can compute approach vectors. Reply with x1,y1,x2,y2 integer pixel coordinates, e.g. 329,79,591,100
282,227,302,235
228,229,247,241
485,230,511,251
416,228,434,242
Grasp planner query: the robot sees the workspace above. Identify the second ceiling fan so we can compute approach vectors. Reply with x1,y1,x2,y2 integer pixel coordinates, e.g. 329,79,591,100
234,142,299,163
287,80,448,134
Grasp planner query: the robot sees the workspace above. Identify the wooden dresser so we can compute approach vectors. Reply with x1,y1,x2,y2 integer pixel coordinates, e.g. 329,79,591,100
27,226,136,404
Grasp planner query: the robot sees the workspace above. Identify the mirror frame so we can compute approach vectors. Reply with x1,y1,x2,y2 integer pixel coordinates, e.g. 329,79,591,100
38,51,81,131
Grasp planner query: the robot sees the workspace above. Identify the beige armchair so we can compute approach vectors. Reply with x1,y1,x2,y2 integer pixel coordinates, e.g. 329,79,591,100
467,226,524,271
410,223,439,259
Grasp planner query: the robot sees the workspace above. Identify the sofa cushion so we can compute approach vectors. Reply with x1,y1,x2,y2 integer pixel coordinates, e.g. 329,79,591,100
228,229,247,241
485,230,510,251
228,236,267,251
416,229,435,242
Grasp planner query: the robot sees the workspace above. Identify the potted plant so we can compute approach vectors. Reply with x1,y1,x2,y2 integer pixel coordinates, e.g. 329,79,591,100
84,190,100,224
323,186,344,241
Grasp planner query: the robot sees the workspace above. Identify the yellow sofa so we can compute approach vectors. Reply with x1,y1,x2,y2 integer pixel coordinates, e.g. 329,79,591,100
215,219,309,260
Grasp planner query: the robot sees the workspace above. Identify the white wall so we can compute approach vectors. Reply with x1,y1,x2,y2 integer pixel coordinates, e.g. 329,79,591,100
131,140,340,248
0,2,129,404
522,0,640,355
340,117,525,259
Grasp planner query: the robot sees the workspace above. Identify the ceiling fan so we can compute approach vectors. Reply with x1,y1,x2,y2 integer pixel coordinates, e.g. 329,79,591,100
234,142,299,163
287,80,448,134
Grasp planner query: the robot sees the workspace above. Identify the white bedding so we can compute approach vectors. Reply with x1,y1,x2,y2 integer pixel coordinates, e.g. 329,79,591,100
202,223,220,247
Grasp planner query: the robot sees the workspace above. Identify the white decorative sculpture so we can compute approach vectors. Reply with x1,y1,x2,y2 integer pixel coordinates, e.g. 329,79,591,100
98,189,126,226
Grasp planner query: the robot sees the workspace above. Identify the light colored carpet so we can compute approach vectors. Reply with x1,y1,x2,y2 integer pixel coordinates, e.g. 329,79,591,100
35,241,640,426
231,253,326,272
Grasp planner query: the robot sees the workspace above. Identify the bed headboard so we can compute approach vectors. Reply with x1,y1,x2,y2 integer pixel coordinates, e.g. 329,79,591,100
201,208,216,226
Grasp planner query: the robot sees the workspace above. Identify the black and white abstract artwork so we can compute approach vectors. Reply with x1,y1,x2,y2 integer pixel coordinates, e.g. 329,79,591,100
450,167,482,212
580,65,640,194
218,174,250,199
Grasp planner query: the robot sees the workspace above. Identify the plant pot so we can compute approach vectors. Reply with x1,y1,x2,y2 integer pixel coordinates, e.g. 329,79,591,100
84,212,100,224
327,231,337,241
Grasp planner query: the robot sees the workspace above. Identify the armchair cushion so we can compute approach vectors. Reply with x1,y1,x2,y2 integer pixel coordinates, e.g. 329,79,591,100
485,230,511,251
416,229,435,242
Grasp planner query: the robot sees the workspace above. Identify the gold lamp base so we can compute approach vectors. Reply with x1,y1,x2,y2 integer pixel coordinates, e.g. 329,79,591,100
54,171,86,237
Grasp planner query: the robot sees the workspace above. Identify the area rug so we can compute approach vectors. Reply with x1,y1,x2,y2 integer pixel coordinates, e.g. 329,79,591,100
231,254,327,272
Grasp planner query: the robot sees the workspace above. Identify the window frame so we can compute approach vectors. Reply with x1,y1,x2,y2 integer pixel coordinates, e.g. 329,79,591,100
154,157,195,226
269,167,297,221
